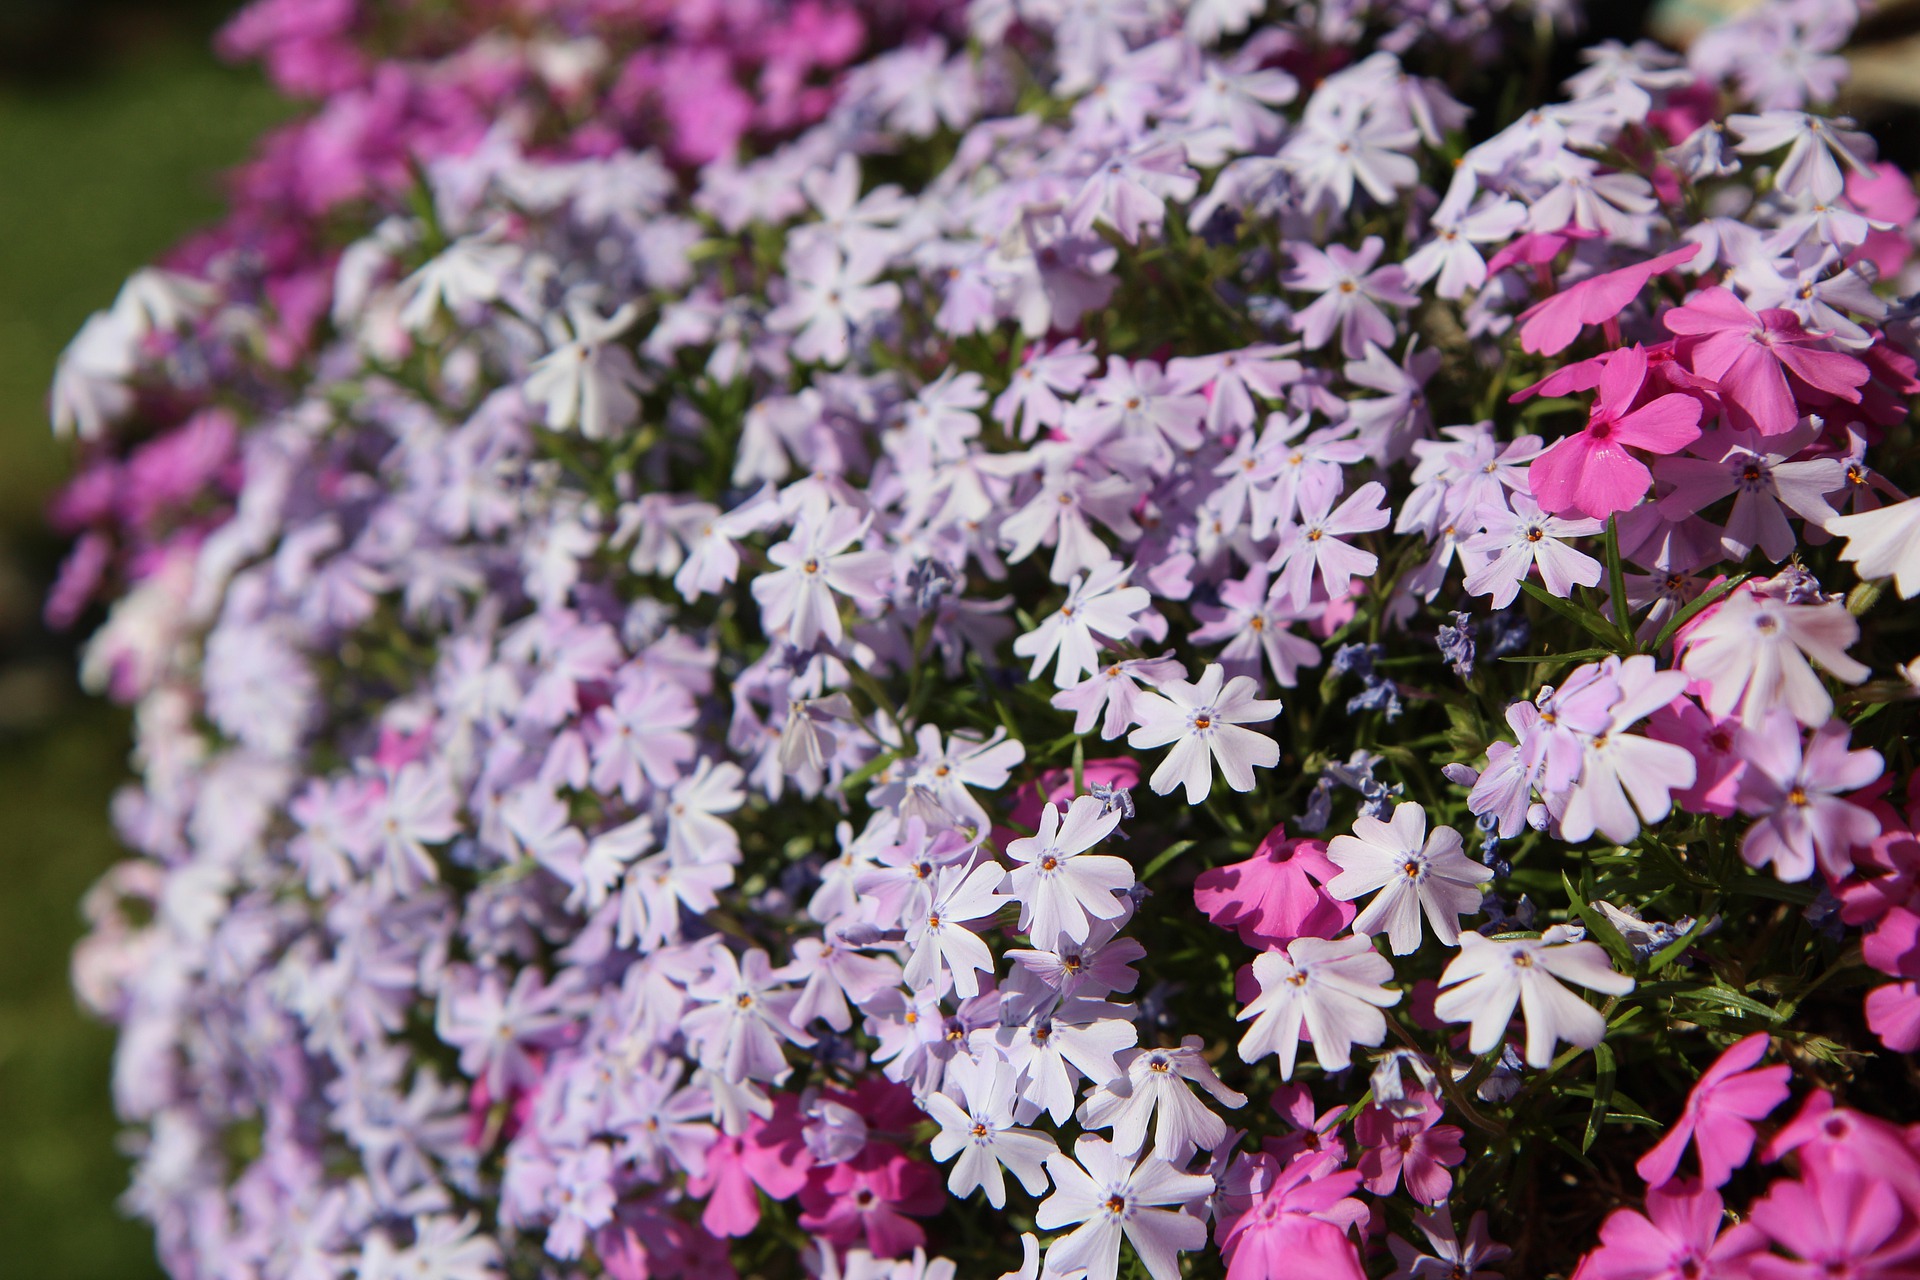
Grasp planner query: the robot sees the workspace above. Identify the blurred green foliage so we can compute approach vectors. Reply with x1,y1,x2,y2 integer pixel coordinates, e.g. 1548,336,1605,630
0,16,290,1277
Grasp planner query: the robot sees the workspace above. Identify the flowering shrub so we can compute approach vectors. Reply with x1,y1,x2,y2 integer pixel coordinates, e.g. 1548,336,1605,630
46,0,1920,1278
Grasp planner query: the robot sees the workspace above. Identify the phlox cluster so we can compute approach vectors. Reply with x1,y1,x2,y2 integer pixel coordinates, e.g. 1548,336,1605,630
43,0,1920,1278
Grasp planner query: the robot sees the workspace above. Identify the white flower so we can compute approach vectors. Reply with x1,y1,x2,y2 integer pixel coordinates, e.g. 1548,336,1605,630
926,1054,1059,1208
902,859,1012,998
1828,496,1920,599
524,300,649,440
1005,797,1134,949
1432,928,1635,1068
1127,662,1284,804
1014,560,1157,689
359,1213,501,1280
1037,1136,1214,1280
1076,1036,1248,1163
1236,934,1401,1078
1326,802,1491,955
766,238,901,366
987,999,1139,1126
1556,655,1697,846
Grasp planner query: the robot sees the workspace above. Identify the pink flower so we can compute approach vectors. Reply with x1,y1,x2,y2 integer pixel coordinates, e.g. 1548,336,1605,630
1518,245,1697,356
687,1102,815,1237
1662,286,1870,436
1866,981,1920,1052
1573,1182,1765,1280
1529,345,1704,519
1355,1092,1466,1206
1193,824,1356,949
1746,1160,1920,1280
1635,1033,1792,1189
797,1144,944,1259
1215,1148,1369,1280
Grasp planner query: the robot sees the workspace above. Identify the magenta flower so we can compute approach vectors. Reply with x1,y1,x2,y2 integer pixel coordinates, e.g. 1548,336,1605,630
1518,245,1698,356
1573,1183,1765,1280
1193,824,1355,949
1635,1033,1792,1188
1662,287,1870,436
1529,345,1703,519
1746,1160,1920,1280
797,1144,945,1260
1215,1148,1369,1280
687,1104,814,1237
1355,1092,1467,1206
1734,714,1884,882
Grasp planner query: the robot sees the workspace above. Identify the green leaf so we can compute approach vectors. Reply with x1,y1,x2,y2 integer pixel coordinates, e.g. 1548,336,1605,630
1675,984,1782,1023
1498,648,1617,665
1139,839,1199,883
1649,574,1749,652
1521,580,1626,647
1605,515,1637,652
1583,1042,1617,1152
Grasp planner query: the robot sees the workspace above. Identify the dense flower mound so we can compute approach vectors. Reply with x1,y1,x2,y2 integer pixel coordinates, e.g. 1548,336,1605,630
46,0,1920,1277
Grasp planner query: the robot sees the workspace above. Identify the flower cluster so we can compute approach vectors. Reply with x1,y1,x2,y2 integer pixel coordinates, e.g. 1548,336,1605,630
46,0,1920,1278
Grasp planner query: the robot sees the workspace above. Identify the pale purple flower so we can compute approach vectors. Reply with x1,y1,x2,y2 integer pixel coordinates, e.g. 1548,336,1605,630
1462,495,1604,609
368,762,462,896
925,1055,1058,1209
766,239,901,366
1052,654,1187,740
682,947,814,1084
1285,238,1418,359
1268,481,1391,610
752,506,894,649
902,859,1011,998
1727,111,1876,203
1076,1036,1249,1163
1678,582,1869,730
1067,140,1201,244
1734,713,1883,882
1014,560,1157,689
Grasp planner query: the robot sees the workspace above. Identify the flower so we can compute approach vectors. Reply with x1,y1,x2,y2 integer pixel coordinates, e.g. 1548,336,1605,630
1005,796,1134,948
1827,496,1920,599
1214,1148,1369,1280
752,506,893,649
1678,582,1869,730
1127,662,1284,803
1014,560,1158,689
1733,714,1883,882
1517,245,1699,357
901,859,1012,999
1076,1037,1249,1163
1389,1207,1512,1280
1661,286,1869,436
925,1055,1058,1209
1036,1136,1215,1280
1528,345,1703,519
1434,927,1636,1068
1268,481,1391,609
1193,824,1356,949
1285,238,1418,359
1325,802,1492,955
1462,495,1605,608
1572,1183,1765,1280
1236,934,1402,1078
1356,1093,1466,1205
1635,1033,1792,1189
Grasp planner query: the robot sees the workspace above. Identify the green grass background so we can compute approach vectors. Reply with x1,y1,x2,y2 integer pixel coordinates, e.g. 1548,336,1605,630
0,8,289,1275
